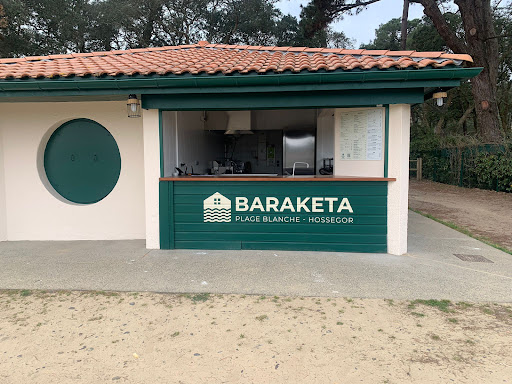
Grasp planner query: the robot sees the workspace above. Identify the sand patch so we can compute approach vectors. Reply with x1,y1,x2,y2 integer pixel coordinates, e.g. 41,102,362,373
0,290,511,383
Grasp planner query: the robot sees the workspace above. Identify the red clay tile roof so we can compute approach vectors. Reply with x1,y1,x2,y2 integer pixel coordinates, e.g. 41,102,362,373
0,41,473,80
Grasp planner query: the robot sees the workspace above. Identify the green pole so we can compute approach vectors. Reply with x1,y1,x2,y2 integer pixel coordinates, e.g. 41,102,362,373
459,150,464,187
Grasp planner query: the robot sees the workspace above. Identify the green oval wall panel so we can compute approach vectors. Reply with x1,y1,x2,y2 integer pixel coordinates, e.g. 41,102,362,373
44,119,121,204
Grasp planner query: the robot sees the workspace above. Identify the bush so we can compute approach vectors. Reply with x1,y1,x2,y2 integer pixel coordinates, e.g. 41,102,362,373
473,152,512,192
412,144,512,193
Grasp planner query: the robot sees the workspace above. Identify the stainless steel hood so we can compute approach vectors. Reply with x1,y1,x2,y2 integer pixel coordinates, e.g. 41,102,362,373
225,111,253,135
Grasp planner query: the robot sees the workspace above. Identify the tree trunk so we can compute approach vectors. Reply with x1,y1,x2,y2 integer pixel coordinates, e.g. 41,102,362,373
400,0,409,50
455,0,502,142
457,105,474,129
470,72,502,142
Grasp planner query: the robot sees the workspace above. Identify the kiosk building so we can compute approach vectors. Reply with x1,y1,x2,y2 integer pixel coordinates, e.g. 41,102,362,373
0,41,480,254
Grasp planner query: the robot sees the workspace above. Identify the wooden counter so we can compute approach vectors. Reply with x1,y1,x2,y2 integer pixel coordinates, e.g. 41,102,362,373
160,175,396,182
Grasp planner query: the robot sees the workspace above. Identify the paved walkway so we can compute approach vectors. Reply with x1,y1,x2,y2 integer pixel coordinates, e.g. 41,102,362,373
0,212,510,301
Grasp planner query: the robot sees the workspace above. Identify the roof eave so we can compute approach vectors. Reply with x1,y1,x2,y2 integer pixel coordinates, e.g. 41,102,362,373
0,67,483,99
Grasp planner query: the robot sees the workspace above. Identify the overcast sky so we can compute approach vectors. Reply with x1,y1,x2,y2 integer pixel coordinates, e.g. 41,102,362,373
275,0,426,48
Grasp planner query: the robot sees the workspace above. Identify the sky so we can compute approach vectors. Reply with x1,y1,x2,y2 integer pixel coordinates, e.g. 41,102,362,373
275,0,425,48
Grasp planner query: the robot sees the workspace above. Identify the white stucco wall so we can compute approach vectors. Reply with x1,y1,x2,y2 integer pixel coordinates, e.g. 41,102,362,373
0,123,7,241
387,104,411,255
330,105,411,255
0,101,145,241
143,109,161,249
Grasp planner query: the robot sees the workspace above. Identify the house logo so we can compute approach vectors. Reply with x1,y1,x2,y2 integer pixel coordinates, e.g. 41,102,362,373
204,192,231,223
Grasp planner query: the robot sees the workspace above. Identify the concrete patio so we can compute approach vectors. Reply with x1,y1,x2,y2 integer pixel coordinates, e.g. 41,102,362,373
0,211,510,302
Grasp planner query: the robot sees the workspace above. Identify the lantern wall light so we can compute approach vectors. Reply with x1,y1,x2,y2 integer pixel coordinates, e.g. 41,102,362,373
433,91,447,107
127,94,141,118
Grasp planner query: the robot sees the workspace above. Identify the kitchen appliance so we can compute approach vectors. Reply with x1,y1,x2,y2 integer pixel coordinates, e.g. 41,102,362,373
319,158,333,175
224,111,253,135
283,128,315,175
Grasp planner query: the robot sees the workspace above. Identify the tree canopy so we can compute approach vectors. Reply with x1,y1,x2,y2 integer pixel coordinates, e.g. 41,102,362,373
0,0,511,143
0,0,354,57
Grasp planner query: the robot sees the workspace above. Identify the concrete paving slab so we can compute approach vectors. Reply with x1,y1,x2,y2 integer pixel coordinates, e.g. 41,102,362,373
0,211,510,301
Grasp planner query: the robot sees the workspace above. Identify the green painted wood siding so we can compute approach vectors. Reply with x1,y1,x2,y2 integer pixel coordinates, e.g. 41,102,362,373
160,181,388,253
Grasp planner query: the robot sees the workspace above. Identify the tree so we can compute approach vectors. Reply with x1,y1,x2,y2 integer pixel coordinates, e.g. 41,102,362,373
302,0,504,143
361,18,416,51
0,0,304,56
400,0,409,49
297,0,379,46
0,5,6,37
206,0,283,45
409,0,502,142
494,3,512,136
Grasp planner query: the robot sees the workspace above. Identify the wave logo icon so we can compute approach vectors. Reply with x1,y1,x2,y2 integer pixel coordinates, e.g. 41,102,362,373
204,192,231,223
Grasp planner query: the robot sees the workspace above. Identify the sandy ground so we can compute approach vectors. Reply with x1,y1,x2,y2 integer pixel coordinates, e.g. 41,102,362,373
409,179,512,251
0,290,511,384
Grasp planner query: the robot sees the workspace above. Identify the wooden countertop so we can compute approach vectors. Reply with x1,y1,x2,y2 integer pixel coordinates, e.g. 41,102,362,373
159,175,396,182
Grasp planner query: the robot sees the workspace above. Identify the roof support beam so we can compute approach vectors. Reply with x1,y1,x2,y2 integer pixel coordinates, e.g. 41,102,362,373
142,88,425,110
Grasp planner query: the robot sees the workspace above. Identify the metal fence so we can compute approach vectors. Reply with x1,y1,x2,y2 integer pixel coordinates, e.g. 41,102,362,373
410,144,512,192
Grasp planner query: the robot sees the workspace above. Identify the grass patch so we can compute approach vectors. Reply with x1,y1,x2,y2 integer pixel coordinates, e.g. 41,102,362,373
411,312,426,317
91,290,119,297
20,290,32,297
171,331,180,337
431,334,441,341
456,302,473,309
481,307,494,315
255,315,268,321
191,293,210,303
411,299,452,313
448,318,458,323
410,208,512,255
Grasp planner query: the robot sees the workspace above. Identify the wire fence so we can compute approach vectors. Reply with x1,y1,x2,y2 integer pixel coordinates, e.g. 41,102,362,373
411,144,512,193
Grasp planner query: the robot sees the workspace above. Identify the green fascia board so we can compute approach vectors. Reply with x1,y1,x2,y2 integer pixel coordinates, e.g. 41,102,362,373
0,67,482,99
130,79,462,95
142,88,425,110
0,79,461,99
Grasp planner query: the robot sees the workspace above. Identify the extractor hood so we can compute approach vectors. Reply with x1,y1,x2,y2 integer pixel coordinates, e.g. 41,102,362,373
225,111,253,135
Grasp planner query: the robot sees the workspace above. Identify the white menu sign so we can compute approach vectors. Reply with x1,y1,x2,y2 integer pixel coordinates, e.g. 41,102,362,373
339,109,383,161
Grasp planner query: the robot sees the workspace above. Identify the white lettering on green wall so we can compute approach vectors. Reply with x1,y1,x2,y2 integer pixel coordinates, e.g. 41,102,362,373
336,198,353,213
236,197,249,211
235,196,353,214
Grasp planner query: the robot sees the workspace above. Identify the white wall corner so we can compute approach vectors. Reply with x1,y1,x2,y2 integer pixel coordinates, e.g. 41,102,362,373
0,122,7,241
387,104,411,255
143,109,161,249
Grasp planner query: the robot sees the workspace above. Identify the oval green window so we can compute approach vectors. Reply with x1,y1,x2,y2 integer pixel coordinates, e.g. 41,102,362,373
44,119,121,204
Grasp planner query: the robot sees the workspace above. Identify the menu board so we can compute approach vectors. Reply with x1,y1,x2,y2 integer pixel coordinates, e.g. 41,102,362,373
339,109,383,161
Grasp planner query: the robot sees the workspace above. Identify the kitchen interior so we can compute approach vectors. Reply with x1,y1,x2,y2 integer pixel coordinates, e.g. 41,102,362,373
160,109,335,178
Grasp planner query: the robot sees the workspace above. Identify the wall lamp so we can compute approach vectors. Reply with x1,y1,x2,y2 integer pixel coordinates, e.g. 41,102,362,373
433,91,448,107
127,94,141,118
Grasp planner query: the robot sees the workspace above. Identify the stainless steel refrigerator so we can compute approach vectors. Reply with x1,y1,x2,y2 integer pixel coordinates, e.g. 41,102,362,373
283,128,316,175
